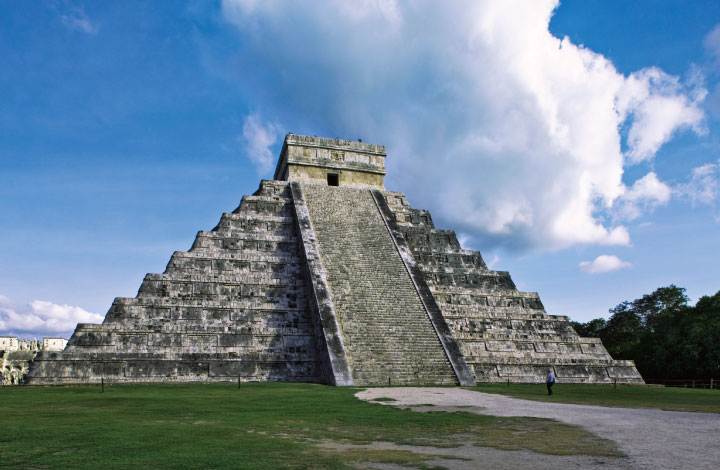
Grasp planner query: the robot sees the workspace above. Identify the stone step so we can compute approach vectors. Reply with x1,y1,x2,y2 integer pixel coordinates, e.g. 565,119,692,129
107,297,310,311
302,184,457,385
146,271,306,285
441,309,554,319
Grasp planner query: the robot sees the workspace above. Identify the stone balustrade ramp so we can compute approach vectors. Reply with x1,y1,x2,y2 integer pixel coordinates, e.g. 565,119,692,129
301,184,459,386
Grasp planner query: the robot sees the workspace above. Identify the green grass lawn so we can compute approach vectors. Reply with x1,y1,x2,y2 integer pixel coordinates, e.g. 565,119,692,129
1,382,622,469
474,383,720,414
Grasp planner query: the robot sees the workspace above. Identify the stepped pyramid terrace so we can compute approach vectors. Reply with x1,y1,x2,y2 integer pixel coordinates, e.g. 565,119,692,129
28,134,643,386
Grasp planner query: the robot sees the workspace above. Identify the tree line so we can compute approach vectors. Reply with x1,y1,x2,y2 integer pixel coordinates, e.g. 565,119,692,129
570,285,720,381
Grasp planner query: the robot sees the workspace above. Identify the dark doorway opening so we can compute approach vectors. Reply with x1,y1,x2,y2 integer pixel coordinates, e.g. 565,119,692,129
327,173,339,186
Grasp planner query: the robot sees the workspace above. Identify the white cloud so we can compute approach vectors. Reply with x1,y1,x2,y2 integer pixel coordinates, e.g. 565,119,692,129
677,161,720,206
335,0,403,29
61,7,99,35
0,296,103,337
615,172,672,220
456,232,471,249
221,0,706,251
622,69,705,163
704,24,720,63
222,0,402,30
485,254,501,270
241,113,283,175
625,172,672,204
579,255,632,274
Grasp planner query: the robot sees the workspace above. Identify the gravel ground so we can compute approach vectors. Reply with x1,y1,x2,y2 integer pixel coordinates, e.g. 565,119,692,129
321,439,624,470
355,387,720,470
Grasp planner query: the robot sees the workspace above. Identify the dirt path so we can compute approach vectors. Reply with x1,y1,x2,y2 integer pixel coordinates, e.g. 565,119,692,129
355,387,720,470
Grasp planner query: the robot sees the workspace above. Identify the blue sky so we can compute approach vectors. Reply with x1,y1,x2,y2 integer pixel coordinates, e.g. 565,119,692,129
1,0,719,338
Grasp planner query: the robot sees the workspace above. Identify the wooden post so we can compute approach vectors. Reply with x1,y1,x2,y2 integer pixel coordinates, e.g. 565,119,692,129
614,378,617,390
711,378,714,390
238,376,241,389
507,378,510,388
101,377,104,393
692,379,695,389
388,376,391,386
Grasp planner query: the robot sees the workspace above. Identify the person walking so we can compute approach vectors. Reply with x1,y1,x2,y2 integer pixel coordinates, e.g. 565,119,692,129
546,370,556,395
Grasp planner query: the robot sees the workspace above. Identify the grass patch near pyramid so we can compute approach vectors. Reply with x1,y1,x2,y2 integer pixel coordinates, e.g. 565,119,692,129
1,383,622,469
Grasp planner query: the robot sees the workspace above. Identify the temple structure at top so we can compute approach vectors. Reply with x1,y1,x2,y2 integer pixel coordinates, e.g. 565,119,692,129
29,134,643,386
273,134,387,188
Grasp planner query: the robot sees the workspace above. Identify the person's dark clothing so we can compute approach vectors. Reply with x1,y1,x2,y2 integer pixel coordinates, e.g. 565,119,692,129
546,371,555,395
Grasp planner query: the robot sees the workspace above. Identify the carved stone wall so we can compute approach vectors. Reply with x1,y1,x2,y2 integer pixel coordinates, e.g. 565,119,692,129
1,337,65,385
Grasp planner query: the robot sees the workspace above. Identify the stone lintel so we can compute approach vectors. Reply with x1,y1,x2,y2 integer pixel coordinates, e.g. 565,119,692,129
284,133,386,156
75,323,105,330
284,160,386,176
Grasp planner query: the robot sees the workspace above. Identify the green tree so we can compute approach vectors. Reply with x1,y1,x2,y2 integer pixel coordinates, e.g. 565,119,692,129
685,290,720,379
599,301,643,359
570,285,720,381
570,318,606,338
631,285,689,331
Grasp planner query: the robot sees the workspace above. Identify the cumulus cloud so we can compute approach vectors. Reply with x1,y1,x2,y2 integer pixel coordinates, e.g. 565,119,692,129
677,161,720,206
221,0,706,251
60,6,99,35
240,113,283,175
621,69,705,163
579,255,632,274
0,296,103,337
615,172,672,221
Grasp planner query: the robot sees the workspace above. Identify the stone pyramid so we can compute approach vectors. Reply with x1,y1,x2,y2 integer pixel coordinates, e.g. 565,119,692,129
29,134,643,386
